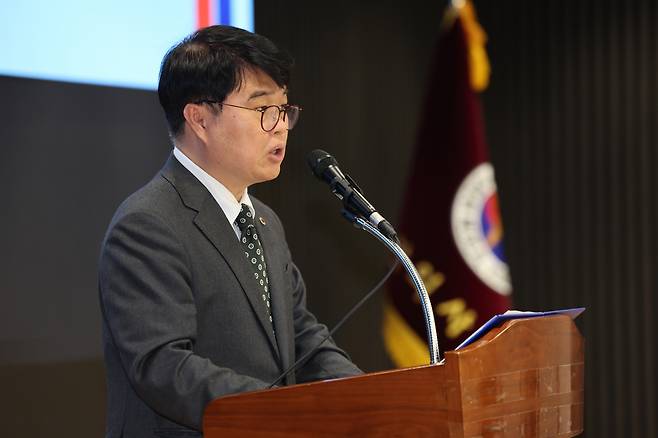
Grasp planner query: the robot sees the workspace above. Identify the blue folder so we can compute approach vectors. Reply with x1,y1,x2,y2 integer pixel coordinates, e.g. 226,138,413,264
454,307,586,350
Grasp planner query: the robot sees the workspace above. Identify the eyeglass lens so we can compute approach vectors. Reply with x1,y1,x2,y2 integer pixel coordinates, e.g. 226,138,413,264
262,106,300,131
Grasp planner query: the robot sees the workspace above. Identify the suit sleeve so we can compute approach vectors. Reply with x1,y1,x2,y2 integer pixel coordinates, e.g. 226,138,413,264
262,209,363,382
99,210,270,430
288,260,364,383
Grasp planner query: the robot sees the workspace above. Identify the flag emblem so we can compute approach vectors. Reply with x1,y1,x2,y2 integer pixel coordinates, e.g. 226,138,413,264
451,162,511,295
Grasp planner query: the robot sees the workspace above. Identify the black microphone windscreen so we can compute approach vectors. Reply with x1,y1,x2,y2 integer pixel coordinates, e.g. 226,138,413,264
306,149,338,179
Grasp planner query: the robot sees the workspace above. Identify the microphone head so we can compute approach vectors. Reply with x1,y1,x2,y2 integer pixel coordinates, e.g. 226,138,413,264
306,149,338,180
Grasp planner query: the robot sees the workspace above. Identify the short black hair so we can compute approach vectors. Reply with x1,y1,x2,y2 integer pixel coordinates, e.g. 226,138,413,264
158,25,294,137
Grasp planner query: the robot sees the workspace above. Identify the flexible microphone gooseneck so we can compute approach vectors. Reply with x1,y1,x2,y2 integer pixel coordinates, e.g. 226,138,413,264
306,149,399,243
304,149,441,364
268,261,398,388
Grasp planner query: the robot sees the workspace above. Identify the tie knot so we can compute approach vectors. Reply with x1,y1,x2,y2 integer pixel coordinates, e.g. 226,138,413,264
235,203,255,233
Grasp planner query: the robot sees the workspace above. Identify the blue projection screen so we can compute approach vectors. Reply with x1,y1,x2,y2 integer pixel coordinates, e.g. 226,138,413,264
0,0,254,90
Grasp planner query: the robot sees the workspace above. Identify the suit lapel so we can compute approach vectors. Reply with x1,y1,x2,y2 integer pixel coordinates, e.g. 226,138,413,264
161,155,281,362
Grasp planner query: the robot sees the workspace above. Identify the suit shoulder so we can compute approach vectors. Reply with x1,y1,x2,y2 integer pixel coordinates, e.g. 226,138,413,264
115,174,181,219
103,173,187,242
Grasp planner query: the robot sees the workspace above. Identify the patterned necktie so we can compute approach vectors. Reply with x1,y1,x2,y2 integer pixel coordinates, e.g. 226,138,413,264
235,204,275,332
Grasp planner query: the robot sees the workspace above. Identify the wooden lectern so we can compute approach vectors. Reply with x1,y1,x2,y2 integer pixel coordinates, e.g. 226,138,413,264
203,315,584,437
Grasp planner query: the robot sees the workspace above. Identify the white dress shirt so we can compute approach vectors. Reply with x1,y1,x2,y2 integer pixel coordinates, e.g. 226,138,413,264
173,147,254,240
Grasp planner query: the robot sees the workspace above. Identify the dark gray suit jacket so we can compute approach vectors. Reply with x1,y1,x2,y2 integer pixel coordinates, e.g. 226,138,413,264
98,155,361,437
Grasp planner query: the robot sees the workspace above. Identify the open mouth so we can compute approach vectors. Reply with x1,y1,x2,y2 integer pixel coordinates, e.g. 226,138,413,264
271,147,284,158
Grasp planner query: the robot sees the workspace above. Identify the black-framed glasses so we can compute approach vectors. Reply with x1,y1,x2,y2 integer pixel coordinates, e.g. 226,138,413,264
196,100,302,132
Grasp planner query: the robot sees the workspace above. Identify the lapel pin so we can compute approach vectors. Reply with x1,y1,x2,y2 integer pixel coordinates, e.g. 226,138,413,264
259,216,267,226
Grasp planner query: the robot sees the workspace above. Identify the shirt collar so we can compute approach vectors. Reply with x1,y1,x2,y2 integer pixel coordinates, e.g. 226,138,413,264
173,147,255,226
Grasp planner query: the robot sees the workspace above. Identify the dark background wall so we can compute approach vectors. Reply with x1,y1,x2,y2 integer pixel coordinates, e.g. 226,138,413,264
1,1,655,436
478,1,658,437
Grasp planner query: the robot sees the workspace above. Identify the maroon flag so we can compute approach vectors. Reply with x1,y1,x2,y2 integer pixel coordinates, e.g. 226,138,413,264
383,2,511,366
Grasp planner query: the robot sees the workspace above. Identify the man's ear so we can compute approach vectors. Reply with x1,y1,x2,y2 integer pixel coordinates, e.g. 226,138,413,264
182,103,209,142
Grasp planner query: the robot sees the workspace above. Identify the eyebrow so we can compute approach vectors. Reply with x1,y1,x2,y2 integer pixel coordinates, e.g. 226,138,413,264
248,90,270,100
248,88,289,100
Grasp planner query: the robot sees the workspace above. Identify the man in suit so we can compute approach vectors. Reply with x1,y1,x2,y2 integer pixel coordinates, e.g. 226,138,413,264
98,25,362,437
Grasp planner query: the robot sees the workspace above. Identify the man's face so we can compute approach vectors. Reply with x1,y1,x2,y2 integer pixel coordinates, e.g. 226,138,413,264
202,68,289,196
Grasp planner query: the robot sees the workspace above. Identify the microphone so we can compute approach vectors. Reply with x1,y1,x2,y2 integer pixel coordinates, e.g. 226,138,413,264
306,149,399,243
